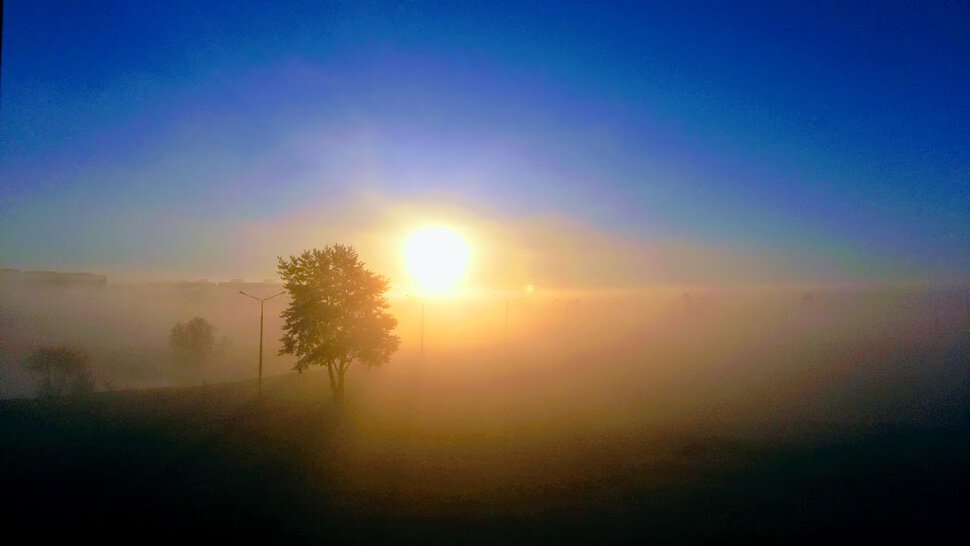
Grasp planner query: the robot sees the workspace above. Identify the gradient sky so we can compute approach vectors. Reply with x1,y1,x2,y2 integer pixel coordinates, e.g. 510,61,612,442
1,1,967,285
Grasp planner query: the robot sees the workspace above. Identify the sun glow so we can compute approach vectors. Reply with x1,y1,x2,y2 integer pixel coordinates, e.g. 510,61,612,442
405,226,470,294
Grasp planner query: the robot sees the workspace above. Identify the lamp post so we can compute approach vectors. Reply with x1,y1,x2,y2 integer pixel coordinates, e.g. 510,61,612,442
404,294,424,362
504,298,522,349
406,295,425,360
554,297,580,325
505,285,535,351
419,297,425,360
239,290,286,395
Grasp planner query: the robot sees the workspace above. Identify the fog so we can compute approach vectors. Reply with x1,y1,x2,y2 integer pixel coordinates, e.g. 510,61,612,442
0,278,295,396
373,285,970,435
3,274,967,435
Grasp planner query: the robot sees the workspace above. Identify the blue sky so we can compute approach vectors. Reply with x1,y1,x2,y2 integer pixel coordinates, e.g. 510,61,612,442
1,1,967,283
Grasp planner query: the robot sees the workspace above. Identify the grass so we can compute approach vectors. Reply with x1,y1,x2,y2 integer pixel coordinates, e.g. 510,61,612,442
2,369,968,543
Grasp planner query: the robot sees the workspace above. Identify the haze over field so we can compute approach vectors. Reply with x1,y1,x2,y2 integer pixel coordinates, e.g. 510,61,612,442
1,1,968,541
3,272,967,434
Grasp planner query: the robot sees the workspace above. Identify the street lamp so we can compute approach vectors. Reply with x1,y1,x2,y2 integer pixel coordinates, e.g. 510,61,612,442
239,290,286,395
404,294,425,360
505,284,535,351
553,297,581,325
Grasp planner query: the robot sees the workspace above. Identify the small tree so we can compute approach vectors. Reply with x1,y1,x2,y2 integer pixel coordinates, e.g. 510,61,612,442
25,346,95,398
169,317,217,383
278,245,400,399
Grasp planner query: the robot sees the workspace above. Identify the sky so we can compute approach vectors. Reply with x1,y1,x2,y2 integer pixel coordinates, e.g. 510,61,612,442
1,1,968,287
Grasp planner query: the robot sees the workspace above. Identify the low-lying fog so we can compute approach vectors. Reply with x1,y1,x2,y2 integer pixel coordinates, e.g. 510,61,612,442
2,277,968,432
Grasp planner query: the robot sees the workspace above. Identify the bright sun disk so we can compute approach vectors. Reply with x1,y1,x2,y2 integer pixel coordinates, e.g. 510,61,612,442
405,226,470,294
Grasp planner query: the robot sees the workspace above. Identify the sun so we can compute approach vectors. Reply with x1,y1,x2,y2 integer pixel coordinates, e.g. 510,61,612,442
405,226,470,294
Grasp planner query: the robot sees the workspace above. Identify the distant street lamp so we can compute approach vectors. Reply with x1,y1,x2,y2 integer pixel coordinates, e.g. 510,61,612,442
505,285,535,351
405,295,425,360
554,297,581,325
239,290,286,395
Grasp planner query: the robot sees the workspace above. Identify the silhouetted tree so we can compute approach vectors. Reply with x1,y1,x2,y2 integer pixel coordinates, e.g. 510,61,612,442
277,245,400,400
25,346,95,398
169,317,217,383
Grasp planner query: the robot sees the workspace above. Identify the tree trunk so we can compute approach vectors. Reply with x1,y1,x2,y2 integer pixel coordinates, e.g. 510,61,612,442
326,363,344,402
326,364,336,390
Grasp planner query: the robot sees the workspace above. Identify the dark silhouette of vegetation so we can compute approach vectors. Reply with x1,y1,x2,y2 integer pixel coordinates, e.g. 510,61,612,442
25,346,95,397
277,244,399,399
169,317,219,383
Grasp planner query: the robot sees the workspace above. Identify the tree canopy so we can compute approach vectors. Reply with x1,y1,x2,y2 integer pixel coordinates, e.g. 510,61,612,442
25,346,94,397
277,245,399,398
169,317,220,385
169,316,217,369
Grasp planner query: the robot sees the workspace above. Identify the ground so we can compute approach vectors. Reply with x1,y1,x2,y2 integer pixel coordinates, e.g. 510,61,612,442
2,370,968,543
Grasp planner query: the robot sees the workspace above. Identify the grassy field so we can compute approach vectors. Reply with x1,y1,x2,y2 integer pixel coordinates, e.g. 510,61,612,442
3,363,968,544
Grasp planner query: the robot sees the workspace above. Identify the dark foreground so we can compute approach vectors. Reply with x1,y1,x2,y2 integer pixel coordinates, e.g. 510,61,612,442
2,372,968,544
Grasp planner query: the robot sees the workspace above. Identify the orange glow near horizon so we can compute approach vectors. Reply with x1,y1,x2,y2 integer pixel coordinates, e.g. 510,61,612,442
404,225,471,295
